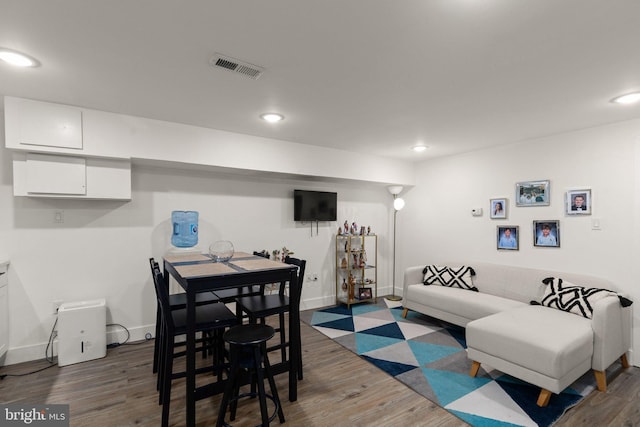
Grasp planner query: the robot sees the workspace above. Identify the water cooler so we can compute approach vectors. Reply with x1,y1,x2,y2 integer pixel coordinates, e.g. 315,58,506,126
57,298,107,366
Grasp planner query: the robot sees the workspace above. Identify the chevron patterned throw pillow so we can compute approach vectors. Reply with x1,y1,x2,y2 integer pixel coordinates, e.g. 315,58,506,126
422,265,478,291
535,277,632,318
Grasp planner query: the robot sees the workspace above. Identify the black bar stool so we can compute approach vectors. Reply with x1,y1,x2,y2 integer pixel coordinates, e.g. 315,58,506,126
217,324,285,427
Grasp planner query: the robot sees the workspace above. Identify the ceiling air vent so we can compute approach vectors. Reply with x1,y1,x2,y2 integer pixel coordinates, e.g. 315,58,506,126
209,53,264,80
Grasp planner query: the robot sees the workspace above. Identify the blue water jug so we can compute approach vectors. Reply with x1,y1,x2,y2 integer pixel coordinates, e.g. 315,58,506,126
171,211,199,248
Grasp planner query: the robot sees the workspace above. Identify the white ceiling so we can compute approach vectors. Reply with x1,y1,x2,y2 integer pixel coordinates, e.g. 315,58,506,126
1,0,639,162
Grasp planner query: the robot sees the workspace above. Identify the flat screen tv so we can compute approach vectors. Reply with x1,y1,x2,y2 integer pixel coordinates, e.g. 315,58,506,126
294,190,337,221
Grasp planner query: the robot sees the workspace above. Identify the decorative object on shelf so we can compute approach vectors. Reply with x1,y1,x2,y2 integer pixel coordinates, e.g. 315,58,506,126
338,227,342,235
358,287,372,300
348,273,355,301
272,249,280,261
566,189,591,215
341,257,348,268
209,240,234,262
359,226,365,235
367,226,371,235
387,186,405,301
344,220,349,233
515,180,550,206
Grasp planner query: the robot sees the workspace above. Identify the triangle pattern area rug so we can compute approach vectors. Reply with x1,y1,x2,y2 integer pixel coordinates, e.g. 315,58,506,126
304,299,597,427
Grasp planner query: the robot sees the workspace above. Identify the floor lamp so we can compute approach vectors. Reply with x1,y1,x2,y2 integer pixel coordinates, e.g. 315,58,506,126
386,186,405,301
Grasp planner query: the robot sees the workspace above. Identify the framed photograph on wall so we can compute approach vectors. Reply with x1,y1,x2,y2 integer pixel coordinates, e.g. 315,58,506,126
490,198,507,219
566,189,591,215
497,226,519,250
533,220,560,247
516,180,550,206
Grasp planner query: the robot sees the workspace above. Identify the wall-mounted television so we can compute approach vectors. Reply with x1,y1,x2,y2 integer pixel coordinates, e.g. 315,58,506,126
294,190,337,221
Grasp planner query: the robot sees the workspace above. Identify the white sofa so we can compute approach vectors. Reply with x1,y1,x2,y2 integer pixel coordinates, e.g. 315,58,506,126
401,262,632,406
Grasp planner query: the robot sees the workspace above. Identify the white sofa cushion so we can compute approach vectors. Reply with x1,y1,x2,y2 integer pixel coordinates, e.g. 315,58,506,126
406,284,526,321
466,305,593,380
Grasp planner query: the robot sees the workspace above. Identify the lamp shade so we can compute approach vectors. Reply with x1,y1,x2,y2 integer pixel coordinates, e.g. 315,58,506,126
393,197,405,211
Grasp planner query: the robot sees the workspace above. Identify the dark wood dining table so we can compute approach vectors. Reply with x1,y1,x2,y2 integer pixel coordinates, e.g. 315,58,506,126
163,251,300,427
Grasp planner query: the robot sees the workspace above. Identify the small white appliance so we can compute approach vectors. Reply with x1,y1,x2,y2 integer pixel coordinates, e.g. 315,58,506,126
57,298,107,366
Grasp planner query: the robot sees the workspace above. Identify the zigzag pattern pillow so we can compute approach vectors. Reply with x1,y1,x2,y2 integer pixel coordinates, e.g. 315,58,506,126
422,265,478,291
535,277,631,318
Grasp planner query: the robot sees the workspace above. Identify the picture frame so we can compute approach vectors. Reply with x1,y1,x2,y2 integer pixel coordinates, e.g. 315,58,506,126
490,198,508,219
533,220,560,247
497,226,519,251
515,180,550,206
566,189,591,215
358,287,372,300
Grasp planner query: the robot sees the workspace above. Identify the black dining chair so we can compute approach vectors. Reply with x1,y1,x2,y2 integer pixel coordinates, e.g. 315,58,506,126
151,262,239,427
149,257,220,374
234,256,306,380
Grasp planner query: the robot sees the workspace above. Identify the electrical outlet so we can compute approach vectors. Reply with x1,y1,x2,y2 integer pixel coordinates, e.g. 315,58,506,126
53,300,63,314
54,210,64,224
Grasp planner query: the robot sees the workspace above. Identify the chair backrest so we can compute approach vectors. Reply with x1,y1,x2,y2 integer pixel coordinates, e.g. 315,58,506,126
253,251,270,259
149,257,158,275
284,256,306,302
150,261,175,330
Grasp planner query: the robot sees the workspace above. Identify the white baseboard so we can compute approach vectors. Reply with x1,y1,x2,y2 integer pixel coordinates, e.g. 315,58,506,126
2,323,155,366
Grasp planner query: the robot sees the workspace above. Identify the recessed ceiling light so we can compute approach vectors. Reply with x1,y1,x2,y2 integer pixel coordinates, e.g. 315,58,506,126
412,145,428,152
260,113,284,123
0,48,39,67
611,92,640,105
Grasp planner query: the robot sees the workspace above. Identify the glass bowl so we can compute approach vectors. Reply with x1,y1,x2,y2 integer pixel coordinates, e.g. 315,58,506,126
209,240,234,262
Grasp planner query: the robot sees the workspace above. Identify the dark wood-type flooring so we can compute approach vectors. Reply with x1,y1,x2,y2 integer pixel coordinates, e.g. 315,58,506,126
1,310,639,426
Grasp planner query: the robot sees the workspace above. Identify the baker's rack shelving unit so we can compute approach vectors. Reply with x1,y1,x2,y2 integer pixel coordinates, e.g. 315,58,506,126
335,233,377,308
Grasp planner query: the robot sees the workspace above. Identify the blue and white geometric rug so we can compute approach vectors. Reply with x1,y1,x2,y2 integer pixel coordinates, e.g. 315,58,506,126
303,299,597,427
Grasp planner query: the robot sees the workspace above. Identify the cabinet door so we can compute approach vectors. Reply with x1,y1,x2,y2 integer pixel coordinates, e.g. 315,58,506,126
26,153,86,195
7,97,83,150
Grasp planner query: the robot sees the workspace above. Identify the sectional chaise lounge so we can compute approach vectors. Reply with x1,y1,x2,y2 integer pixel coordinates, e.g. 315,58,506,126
401,262,632,406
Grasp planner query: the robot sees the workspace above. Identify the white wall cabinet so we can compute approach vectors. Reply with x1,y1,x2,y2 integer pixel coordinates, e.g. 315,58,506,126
0,260,9,361
26,153,86,195
5,97,83,150
13,153,131,200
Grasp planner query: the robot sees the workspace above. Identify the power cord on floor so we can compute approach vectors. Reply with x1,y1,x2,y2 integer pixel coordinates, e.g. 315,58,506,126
106,323,153,348
0,316,58,380
106,323,130,348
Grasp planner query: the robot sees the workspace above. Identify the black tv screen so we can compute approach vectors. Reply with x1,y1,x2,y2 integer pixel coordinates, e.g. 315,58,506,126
294,190,337,221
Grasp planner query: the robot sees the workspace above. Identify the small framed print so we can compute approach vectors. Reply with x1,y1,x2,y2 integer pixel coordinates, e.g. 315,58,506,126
533,220,560,247
358,287,372,300
490,198,507,219
516,180,550,206
497,226,519,250
566,189,591,215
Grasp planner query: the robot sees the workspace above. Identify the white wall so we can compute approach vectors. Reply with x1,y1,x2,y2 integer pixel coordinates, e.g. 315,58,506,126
0,141,395,364
398,119,640,365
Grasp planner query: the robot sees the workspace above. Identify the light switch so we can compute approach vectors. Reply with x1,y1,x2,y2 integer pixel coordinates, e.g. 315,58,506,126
591,218,601,230
54,211,64,224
